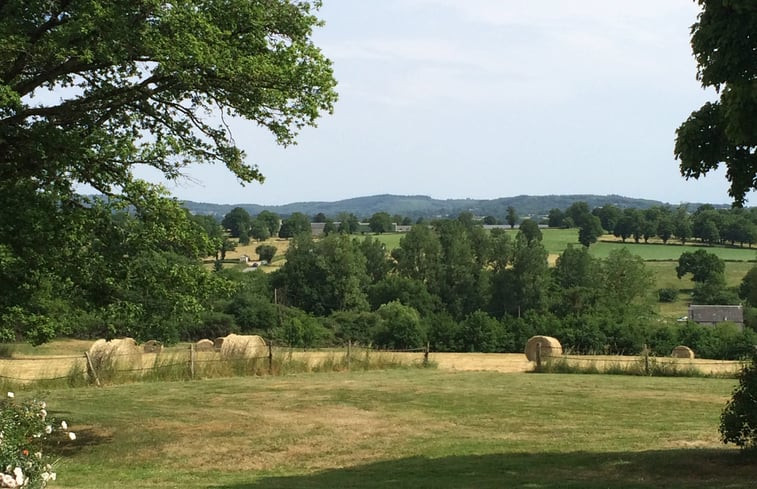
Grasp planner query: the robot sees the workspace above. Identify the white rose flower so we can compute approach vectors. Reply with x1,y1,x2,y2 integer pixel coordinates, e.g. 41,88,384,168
68,432,76,441
6,392,13,399
44,425,52,435
60,421,67,430
12,467,24,486
1,473,16,488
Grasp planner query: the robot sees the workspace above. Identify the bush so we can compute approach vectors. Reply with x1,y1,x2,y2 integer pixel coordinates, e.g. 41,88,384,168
0,393,75,488
721,353,757,451
374,301,425,350
255,244,276,263
657,288,678,303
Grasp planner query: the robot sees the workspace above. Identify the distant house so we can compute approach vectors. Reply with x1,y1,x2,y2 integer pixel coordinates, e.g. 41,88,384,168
687,305,744,327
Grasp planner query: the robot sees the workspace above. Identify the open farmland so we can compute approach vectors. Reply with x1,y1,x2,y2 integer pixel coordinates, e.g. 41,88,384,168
30,368,756,489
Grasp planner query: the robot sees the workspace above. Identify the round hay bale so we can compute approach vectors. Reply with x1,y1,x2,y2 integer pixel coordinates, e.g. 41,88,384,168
142,340,163,354
88,338,141,370
195,339,215,352
671,345,695,359
524,336,562,362
213,336,226,350
220,334,267,359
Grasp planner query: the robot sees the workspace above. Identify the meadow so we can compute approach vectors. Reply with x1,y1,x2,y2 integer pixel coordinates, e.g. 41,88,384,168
37,368,756,488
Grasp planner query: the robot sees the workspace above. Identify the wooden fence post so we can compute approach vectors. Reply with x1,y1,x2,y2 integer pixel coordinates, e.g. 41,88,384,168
189,343,195,380
268,341,273,375
643,344,650,376
423,342,429,367
347,340,352,370
84,352,101,387
536,342,542,369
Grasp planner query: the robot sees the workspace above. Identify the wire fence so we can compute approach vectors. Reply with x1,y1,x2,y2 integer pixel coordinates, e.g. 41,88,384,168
1,340,747,385
0,340,431,386
532,347,748,377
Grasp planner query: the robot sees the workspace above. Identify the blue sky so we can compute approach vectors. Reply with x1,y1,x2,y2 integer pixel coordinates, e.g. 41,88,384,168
138,0,754,206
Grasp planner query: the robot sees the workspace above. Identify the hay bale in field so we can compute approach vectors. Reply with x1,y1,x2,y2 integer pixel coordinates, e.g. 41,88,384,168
671,345,695,359
213,336,225,350
142,340,163,354
219,334,267,359
196,339,215,352
524,336,562,362
88,338,141,370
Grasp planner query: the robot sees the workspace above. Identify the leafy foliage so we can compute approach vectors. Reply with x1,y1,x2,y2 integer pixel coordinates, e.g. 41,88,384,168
675,1,757,205
0,394,75,488
721,353,757,451
0,0,336,344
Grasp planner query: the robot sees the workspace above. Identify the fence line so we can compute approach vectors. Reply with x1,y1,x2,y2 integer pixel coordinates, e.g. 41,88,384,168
0,341,432,384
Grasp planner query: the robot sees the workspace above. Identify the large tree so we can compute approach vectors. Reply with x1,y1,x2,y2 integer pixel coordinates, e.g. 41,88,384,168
0,1,336,342
0,0,337,194
674,1,757,205
222,207,252,239
368,212,393,234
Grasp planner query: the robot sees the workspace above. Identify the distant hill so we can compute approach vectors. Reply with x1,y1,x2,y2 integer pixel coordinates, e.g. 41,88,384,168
182,194,691,221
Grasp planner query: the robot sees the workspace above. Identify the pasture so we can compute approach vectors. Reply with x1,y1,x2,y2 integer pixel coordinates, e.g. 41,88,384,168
37,368,756,488
374,228,757,262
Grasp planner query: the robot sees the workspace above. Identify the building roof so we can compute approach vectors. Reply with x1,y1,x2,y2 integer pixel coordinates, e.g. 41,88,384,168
688,305,744,324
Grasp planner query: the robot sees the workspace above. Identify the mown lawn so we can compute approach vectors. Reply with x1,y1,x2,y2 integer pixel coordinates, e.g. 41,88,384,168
36,369,757,488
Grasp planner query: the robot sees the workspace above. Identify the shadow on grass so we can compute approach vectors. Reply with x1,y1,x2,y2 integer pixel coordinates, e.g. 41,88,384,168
50,427,113,456
218,449,757,489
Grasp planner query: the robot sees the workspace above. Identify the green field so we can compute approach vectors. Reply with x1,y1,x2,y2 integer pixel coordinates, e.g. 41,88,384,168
591,240,757,261
38,369,756,488
374,229,757,262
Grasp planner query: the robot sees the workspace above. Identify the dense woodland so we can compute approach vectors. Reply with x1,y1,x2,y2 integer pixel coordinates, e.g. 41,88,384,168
8,199,755,360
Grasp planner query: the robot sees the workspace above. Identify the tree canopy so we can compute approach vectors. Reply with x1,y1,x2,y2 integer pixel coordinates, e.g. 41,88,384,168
674,1,757,205
0,0,337,194
0,0,337,343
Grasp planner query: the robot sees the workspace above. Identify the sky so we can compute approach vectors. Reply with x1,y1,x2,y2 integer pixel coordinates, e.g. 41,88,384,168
136,0,755,207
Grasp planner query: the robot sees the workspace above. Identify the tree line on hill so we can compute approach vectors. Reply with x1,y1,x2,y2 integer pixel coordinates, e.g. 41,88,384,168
181,193,678,223
550,202,757,248
214,200,757,252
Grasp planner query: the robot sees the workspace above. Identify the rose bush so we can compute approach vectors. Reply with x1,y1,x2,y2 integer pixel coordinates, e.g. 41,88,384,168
0,393,74,488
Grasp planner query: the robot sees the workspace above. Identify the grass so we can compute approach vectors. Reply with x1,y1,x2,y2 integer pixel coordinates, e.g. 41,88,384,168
646,260,754,318
535,355,730,378
0,344,429,391
591,238,757,261
34,369,756,488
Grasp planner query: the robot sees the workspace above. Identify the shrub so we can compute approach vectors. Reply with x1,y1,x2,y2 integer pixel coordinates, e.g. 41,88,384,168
255,244,276,263
657,287,678,303
721,353,757,451
0,393,75,488
374,301,425,350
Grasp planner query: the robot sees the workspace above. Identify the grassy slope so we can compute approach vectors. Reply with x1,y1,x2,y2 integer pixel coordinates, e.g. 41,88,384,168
43,369,756,489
